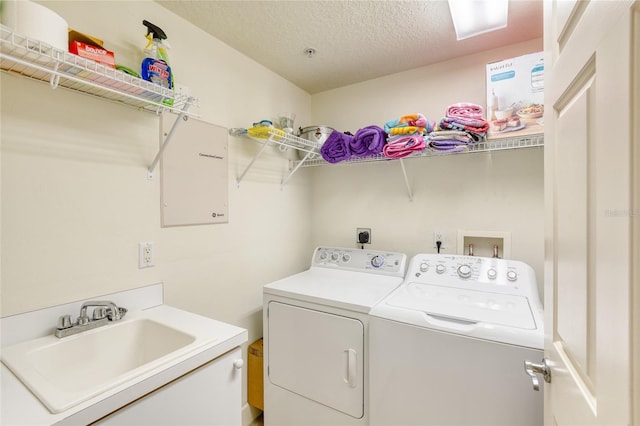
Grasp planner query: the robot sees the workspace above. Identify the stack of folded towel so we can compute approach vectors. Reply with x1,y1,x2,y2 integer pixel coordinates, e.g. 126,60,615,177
320,126,388,163
445,103,484,120
427,130,473,153
427,103,487,152
350,125,386,158
382,113,435,159
438,116,489,142
320,130,354,163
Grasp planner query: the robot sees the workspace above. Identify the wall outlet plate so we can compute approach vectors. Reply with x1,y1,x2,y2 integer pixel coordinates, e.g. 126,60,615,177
357,228,371,244
138,242,155,268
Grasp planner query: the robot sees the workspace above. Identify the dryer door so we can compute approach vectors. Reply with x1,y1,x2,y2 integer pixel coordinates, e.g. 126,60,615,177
267,301,364,418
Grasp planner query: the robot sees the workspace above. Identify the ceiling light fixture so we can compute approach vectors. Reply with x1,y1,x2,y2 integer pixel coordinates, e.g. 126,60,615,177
447,0,508,40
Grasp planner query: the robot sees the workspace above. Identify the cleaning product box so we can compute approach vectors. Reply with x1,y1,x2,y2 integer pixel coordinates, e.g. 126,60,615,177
69,40,115,68
486,51,544,139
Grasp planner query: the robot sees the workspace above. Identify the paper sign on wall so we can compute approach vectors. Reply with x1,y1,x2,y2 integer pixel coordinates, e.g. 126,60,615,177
160,113,228,227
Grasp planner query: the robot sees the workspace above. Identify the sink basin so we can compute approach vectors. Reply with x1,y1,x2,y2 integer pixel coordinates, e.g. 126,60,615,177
1,315,205,413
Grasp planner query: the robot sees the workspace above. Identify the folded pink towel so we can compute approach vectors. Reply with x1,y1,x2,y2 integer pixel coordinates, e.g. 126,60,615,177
383,135,426,159
446,103,484,120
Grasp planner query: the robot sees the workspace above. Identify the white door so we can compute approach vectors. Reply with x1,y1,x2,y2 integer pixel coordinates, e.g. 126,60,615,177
543,1,637,425
267,302,365,418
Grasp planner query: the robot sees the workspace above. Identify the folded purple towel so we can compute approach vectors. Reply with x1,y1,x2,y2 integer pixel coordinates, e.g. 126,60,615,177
321,130,353,163
350,125,386,158
427,139,469,153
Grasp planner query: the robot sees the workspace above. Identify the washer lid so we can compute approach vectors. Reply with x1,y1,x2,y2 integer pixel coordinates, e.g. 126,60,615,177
385,282,536,330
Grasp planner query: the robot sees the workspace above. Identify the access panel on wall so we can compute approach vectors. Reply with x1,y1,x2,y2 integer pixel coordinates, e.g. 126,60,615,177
160,112,228,227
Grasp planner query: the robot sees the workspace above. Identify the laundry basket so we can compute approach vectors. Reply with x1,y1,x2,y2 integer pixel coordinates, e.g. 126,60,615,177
248,338,264,410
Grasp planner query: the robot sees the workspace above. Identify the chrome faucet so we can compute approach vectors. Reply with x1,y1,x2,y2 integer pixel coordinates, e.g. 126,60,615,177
55,300,127,338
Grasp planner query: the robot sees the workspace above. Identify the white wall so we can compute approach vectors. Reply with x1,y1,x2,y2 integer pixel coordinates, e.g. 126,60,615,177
309,38,545,293
1,0,312,410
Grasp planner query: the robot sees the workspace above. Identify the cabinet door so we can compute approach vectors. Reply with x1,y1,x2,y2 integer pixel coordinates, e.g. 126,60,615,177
267,301,364,418
96,348,242,426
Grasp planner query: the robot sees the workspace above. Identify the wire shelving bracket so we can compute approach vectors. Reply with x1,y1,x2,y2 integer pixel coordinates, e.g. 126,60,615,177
0,26,200,178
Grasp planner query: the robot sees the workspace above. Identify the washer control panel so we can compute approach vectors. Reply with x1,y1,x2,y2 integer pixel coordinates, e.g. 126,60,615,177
407,254,539,299
313,247,407,277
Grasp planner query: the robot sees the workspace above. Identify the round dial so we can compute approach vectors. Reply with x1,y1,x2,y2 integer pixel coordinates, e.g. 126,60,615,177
419,263,429,272
457,264,472,278
507,270,518,281
342,254,351,263
435,264,446,274
319,252,328,261
331,253,339,261
371,255,385,268
487,268,497,280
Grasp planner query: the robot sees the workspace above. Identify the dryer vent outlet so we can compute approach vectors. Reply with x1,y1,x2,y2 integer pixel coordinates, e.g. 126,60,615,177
357,228,371,245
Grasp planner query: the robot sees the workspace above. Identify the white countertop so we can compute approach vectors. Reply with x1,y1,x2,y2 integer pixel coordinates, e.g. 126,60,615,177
1,304,247,425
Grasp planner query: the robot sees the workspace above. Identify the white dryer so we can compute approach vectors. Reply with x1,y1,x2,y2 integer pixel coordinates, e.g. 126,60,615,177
263,247,407,426
369,254,544,426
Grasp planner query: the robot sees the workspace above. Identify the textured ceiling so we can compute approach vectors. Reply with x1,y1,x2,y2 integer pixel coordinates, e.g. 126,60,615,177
157,0,543,94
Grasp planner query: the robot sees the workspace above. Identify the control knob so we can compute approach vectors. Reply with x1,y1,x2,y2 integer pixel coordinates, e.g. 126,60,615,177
487,268,497,280
319,252,328,261
419,263,429,272
371,255,385,268
457,264,472,278
435,264,447,274
331,253,339,261
342,254,351,263
507,270,518,282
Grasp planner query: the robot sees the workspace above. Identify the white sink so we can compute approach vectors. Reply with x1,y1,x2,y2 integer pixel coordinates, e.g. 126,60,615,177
1,312,216,413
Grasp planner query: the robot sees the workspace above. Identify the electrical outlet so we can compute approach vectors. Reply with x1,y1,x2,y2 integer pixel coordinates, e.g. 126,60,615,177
357,228,371,245
433,230,445,249
138,242,155,268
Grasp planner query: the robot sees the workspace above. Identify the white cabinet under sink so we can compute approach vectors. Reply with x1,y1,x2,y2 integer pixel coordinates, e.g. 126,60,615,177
96,348,242,426
0,285,248,426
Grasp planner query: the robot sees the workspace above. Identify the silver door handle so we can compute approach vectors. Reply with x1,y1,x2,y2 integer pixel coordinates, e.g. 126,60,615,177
524,358,551,391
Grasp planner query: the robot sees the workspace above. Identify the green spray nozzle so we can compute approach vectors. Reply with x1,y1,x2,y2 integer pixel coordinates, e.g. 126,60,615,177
142,20,167,40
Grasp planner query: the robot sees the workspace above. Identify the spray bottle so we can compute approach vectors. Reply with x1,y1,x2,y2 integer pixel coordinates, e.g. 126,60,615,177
140,20,173,91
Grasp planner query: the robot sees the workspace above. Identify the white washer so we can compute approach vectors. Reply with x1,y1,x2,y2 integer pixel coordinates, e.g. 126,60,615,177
263,247,407,426
369,254,544,426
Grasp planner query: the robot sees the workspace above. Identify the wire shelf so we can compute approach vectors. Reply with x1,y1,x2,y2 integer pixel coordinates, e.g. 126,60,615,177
292,133,544,168
244,127,321,155
0,26,197,114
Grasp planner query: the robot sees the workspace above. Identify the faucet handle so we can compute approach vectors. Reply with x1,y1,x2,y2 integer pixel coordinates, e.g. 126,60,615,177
93,307,108,320
107,306,127,321
76,314,89,326
57,314,73,329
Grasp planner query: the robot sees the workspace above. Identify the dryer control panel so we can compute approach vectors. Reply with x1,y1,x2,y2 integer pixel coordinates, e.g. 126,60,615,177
312,247,407,277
